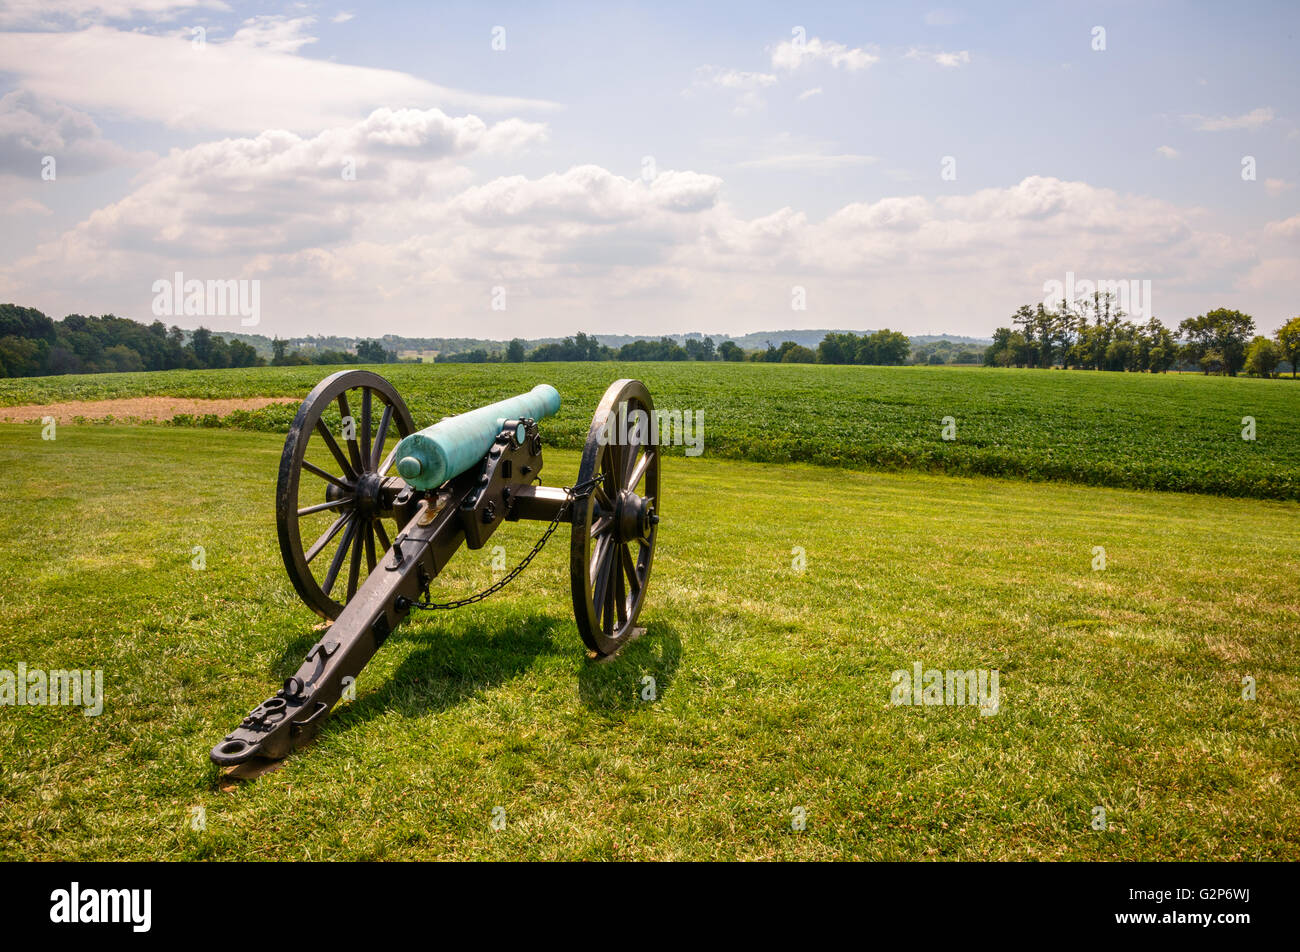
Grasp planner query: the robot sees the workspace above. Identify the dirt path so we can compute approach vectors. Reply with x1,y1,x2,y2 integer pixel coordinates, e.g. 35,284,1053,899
0,396,298,423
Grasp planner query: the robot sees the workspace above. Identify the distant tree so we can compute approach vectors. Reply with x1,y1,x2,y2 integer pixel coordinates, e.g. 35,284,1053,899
618,337,687,360
227,340,262,368
868,329,910,365
189,327,216,367
718,340,744,361
984,327,1013,366
1011,305,1037,367
780,344,817,363
102,344,144,373
355,339,393,363
0,334,42,377
683,336,716,360
1244,336,1280,378
438,348,497,363
1180,308,1254,376
530,333,614,361
505,338,526,362
1276,316,1300,378
272,337,288,363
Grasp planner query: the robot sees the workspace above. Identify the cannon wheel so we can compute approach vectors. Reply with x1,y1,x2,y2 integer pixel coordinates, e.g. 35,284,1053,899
570,379,660,656
277,370,416,620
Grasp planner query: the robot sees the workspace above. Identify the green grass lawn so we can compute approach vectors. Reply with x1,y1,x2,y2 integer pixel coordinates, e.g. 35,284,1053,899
2,424,1296,860
2,362,1297,498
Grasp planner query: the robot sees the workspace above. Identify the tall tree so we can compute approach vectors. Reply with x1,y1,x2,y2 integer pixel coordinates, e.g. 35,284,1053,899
1276,316,1300,378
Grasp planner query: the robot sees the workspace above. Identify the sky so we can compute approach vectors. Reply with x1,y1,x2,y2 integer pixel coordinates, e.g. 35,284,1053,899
0,0,1296,340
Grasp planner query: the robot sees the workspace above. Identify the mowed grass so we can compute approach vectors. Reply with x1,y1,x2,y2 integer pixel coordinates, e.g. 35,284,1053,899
1,424,1296,860
2,362,1297,499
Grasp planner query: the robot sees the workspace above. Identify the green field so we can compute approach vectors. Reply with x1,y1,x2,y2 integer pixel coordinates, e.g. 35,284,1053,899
2,423,1296,860
3,362,1297,498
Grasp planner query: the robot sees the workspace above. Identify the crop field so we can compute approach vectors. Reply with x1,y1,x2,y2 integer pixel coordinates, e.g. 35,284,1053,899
2,409,1297,860
2,362,1297,499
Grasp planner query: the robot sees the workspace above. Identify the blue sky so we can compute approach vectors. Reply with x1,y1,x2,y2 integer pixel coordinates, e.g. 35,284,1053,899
0,0,1296,339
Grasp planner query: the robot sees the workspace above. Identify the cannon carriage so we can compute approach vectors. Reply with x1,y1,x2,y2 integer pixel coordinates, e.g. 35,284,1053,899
211,371,660,766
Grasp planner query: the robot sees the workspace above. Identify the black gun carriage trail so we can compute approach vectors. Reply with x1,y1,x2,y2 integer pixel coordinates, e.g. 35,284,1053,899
210,371,661,766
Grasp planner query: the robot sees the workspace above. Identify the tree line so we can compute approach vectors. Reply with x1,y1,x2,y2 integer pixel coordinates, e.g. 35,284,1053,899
984,293,1299,377
438,329,916,366
0,304,396,378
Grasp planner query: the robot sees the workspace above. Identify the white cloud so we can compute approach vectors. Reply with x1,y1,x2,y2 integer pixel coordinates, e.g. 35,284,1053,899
1,197,51,216
906,47,971,68
6,106,545,270
797,87,823,100
1264,214,1300,240
0,89,140,176
0,25,559,135
771,36,877,71
331,11,354,24
1263,178,1294,195
692,66,777,91
690,66,777,115
7,155,1276,338
229,15,318,54
452,166,722,224
1155,145,1179,159
1185,106,1275,132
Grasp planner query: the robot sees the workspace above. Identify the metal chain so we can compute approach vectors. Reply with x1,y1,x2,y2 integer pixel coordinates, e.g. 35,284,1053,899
404,475,602,611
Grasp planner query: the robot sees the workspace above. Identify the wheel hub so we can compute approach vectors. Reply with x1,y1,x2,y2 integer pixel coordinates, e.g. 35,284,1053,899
352,472,384,514
614,489,657,543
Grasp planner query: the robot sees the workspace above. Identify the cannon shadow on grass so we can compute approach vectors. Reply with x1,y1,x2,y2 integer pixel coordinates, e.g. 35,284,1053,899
331,613,562,726
218,614,562,784
229,615,679,778
577,621,682,717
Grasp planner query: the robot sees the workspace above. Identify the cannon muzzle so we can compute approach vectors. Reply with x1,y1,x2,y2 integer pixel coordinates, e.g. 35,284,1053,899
394,384,561,490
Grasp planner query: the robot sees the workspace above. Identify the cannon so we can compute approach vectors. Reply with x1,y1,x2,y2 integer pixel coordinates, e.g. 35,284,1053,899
210,371,660,766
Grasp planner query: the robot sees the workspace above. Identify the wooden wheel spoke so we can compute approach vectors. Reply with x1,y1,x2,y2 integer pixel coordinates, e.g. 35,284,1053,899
603,445,623,496
621,435,642,487
314,420,357,482
614,548,627,627
591,536,615,613
364,521,376,573
603,549,618,633
589,534,611,587
298,497,351,517
370,404,394,472
301,459,352,491
620,541,640,588
305,512,351,563
628,448,652,491
378,445,400,478
322,516,357,595
337,392,364,473
589,513,614,538
360,388,372,473
373,517,392,552
592,484,613,511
